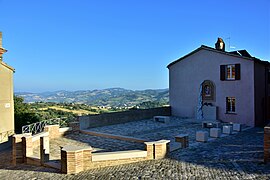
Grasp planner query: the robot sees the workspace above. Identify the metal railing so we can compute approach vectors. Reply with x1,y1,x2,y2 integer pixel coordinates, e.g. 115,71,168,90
0,130,14,143
22,117,67,135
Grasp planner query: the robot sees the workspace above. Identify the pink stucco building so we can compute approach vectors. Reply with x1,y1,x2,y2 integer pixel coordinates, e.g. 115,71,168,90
167,39,270,127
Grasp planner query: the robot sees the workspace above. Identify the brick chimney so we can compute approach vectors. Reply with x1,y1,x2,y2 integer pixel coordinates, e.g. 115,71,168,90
215,37,225,51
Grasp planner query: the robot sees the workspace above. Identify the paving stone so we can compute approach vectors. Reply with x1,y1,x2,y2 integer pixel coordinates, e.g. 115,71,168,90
1,118,270,179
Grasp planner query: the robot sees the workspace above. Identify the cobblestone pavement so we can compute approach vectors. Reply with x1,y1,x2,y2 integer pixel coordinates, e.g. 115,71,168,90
1,119,270,179
33,134,145,160
88,117,203,147
34,117,202,159
34,118,249,159
87,117,249,149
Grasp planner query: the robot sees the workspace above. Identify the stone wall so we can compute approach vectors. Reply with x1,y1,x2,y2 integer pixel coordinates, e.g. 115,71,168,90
79,107,171,129
69,122,80,133
12,124,171,175
61,140,170,174
12,125,71,165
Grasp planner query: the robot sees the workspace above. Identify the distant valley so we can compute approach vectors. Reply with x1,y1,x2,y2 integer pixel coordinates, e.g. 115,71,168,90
15,88,169,108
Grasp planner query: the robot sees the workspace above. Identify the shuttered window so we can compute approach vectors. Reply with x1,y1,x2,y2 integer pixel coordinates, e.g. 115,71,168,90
220,65,225,80
235,64,241,80
220,64,240,81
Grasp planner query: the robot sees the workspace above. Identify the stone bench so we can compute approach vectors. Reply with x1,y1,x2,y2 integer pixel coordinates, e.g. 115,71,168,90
223,125,233,134
222,123,242,133
175,134,189,148
202,121,221,128
232,123,242,132
210,128,221,138
153,116,170,123
196,131,209,142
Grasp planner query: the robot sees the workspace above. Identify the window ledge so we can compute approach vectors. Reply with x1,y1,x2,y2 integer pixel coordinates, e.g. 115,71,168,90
225,112,237,115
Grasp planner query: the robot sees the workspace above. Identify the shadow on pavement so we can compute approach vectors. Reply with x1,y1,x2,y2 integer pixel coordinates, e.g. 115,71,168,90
168,127,270,175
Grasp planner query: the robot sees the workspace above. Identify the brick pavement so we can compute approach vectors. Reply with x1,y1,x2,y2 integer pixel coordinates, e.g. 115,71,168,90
1,118,270,179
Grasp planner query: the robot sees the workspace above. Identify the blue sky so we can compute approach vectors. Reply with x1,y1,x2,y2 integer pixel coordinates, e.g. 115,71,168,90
1,0,269,92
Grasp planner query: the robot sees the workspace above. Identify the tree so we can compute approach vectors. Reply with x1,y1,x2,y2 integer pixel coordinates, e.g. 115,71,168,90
14,96,40,133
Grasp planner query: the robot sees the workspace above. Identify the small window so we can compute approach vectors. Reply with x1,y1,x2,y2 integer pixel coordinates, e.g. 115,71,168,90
226,65,235,80
220,64,240,81
226,97,236,113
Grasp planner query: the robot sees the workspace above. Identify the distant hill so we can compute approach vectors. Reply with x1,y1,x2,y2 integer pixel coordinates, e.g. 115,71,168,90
15,88,169,107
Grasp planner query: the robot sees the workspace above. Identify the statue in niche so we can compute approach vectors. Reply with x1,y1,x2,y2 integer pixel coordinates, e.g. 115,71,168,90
202,80,215,101
204,85,211,97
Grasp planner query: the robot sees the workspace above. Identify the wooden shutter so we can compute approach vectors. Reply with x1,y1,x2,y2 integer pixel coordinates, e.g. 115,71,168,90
235,64,241,80
220,65,226,81
226,97,229,112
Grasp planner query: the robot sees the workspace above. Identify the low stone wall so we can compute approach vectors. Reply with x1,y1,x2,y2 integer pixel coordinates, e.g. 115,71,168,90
79,106,171,129
12,125,71,166
12,124,171,175
69,122,80,133
264,124,270,163
61,140,170,174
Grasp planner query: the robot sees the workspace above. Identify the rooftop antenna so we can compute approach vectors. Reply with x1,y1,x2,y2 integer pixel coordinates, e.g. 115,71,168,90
225,37,230,51
226,37,236,51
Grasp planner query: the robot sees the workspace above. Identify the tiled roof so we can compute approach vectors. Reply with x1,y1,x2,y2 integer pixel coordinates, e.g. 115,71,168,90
167,45,269,68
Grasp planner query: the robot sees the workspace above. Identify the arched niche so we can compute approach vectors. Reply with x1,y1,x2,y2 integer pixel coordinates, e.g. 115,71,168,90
202,80,215,101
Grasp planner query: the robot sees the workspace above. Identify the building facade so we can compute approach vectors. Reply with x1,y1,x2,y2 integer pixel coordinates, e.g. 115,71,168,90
167,39,270,127
0,32,15,143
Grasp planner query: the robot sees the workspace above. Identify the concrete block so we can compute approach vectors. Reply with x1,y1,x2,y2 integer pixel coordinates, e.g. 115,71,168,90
233,123,242,132
196,131,208,142
210,128,221,138
223,125,233,134
175,134,189,148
